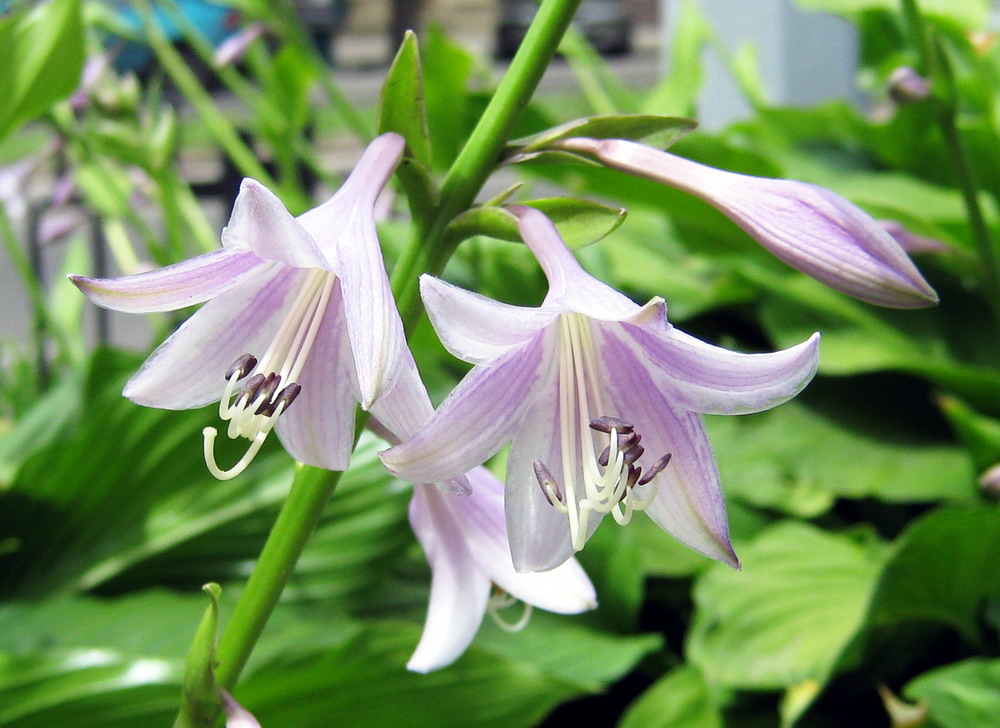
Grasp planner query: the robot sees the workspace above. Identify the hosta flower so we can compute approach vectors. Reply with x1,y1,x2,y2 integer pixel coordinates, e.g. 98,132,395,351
407,464,596,672
70,133,408,479
557,137,938,309
382,207,820,572
369,352,595,672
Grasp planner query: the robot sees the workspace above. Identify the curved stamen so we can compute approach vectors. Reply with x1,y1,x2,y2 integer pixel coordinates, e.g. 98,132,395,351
203,270,335,480
487,589,534,633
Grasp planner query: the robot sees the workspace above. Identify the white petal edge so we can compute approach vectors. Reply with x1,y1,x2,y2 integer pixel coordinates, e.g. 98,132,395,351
69,248,266,314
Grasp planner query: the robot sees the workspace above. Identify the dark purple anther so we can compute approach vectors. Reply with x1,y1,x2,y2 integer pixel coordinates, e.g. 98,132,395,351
638,453,672,485
589,416,634,434
533,460,563,506
239,373,266,402
226,353,258,381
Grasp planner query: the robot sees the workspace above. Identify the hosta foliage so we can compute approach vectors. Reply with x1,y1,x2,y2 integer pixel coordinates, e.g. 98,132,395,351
2,0,1000,726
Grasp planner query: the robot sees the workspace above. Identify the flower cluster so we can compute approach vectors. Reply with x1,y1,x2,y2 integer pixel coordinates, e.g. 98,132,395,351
71,130,936,671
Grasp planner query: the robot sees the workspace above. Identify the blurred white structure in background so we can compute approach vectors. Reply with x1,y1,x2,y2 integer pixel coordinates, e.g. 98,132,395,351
662,0,861,129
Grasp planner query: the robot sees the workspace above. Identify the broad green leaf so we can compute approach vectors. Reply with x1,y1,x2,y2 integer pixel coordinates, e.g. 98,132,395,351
238,619,646,728
0,350,411,612
618,665,723,728
0,372,82,484
379,31,432,169
688,522,885,692
905,658,1000,728
866,506,1000,645
474,612,661,690
0,0,85,141
706,400,975,509
446,198,625,249
0,650,181,728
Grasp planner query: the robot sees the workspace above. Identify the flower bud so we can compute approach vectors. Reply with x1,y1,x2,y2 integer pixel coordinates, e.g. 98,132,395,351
564,137,939,308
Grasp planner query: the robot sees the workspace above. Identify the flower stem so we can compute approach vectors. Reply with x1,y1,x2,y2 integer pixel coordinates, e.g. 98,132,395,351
899,0,1000,319
212,461,344,691
390,0,583,330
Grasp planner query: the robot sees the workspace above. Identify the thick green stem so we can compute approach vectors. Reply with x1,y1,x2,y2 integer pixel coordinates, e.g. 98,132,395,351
213,460,342,691
391,0,583,329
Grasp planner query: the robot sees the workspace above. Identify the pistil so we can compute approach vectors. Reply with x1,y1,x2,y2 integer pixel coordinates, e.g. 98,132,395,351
203,269,335,480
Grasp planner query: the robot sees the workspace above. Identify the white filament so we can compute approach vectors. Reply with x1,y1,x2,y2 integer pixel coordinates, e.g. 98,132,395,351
551,314,659,550
203,269,335,480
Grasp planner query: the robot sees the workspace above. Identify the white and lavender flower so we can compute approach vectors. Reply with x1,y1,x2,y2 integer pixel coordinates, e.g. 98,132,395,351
558,137,938,309
381,207,820,573
70,133,409,479
367,337,595,672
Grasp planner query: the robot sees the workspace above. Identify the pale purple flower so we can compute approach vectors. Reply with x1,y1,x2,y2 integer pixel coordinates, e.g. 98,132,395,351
557,137,939,309
407,465,596,672
381,207,821,573
70,133,408,479
887,66,932,105
368,351,596,671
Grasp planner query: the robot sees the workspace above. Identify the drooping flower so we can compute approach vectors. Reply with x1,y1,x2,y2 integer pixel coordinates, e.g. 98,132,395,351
381,206,821,573
406,464,596,672
367,352,596,672
70,133,409,479
556,137,938,309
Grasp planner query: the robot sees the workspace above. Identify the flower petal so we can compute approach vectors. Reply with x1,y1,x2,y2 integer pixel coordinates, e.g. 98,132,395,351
512,206,640,319
123,266,301,409
588,139,938,308
380,331,551,485
599,330,739,567
502,344,579,573
407,486,491,673
274,280,357,470
331,207,406,408
222,179,328,270
420,274,559,365
606,312,820,415
68,248,266,314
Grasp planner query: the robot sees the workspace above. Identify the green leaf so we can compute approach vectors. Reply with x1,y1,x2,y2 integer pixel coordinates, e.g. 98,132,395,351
0,0,85,141
446,198,626,249
379,30,432,169
422,25,477,168
688,522,885,692
792,0,988,29
0,650,181,728
173,584,222,728
706,400,975,510
936,395,1000,472
237,619,647,728
618,665,723,728
866,506,1000,645
641,0,711,117
510,115,697,155
905,658,1000,728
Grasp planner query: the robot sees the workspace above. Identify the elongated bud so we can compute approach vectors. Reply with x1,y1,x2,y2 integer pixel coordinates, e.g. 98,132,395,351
560,138,939,309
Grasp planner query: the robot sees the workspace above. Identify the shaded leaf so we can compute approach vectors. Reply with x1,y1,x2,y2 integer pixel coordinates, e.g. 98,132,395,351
905,658,1000,728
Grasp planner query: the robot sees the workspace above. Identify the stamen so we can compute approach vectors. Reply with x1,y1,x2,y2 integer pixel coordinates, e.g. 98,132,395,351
590,416,634,434
547,309,678,550
487,589,533,633
638,453,672,485
226,353,257,381
202,269,336,480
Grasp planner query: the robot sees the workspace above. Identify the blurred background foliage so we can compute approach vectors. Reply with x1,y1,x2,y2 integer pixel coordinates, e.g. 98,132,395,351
1,0,1000,726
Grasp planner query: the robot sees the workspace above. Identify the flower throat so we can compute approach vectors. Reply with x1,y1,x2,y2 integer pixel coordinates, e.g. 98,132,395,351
532,314,671,550
203,269,335,479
